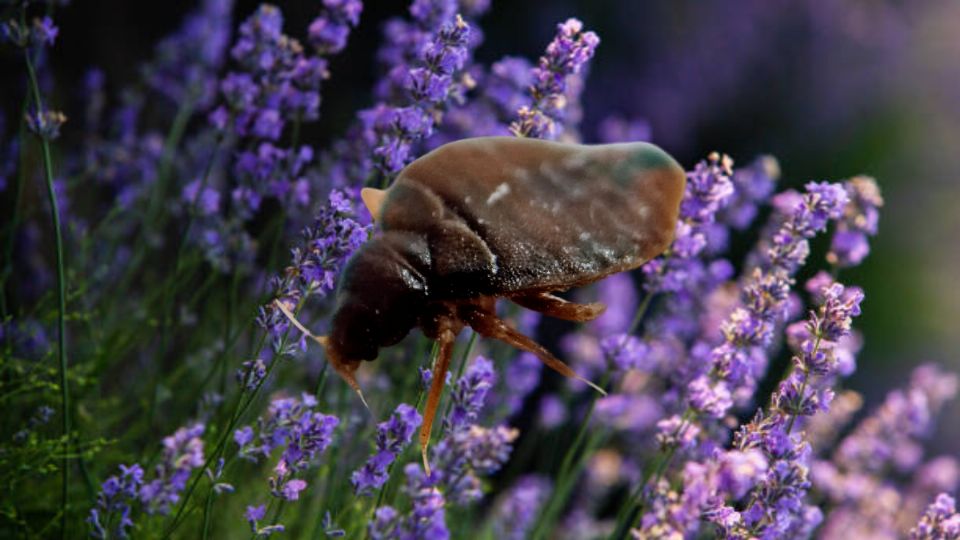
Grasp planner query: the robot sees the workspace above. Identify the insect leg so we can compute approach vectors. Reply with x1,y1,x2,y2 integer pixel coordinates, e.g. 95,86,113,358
460,306,607,396
510,291,606,322
419,326,456,475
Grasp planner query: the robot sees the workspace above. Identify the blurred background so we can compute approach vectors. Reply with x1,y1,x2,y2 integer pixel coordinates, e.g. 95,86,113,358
6,0,959,449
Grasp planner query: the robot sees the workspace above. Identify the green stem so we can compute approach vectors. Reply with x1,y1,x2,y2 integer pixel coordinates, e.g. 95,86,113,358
23,43,71,539
163,294,305,538
530,372,610,540
201,487,216,539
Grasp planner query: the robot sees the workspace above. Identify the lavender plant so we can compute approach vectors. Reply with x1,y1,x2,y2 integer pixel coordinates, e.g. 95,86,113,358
0,1,955,539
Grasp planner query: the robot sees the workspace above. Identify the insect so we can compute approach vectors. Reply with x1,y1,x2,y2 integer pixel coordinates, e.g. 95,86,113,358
280,136,685,471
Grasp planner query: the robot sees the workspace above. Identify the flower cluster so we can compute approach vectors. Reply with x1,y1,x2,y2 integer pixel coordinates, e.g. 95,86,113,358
308,0,363,55
910,493,960,540
87,421,215,537
140,423,206,514
510,18,599,139
693,182,849,417
142,0,234,108
369,464,449,540
234,393,339,501
1,15,59,48
370,15,472,179
369,356,519,534
245,503,286,537
211,2,359,136
644,152,735,295
87,464,144,539
258,189,370,347
704,280,864,537
828,175,885,268
812,364,959,538
352,403,423,495
491,475,552,540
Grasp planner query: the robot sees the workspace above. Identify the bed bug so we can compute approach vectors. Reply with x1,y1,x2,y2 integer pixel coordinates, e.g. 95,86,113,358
280,136,685,471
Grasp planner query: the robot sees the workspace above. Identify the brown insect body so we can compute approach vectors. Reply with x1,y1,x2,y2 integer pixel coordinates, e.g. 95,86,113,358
314,136,685,470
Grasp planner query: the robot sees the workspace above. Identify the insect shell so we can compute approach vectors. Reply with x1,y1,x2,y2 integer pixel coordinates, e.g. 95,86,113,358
298,136,685,470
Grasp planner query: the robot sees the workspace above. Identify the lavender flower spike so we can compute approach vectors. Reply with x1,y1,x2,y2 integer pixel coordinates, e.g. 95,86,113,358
828,175,884,268
140,423,206,515
88,464,145,539
719,280,863,537
371,14,472,180
309,0,363,55
511,18,599,140
492,475,551,540
910,493,960,540
352,403,423,495
258,189,370,350
690,182,849,416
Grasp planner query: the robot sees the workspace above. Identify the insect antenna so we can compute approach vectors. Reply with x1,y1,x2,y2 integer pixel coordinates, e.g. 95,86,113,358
273,300,371,412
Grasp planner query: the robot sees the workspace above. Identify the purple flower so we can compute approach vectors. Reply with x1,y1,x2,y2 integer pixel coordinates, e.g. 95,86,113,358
510,18,599,139
459,425,519,474
402,464,450,540
369,506,401,539
236,358,268,391
644,153,735,302
31,16,59,46
586,273,638,336
595,394,662,433
722,155,780,231
656,414,701,451
245,503,285,536
142,0,234,107
828,176,884,268
834,364,958,475
537,394,568,430
485,57,535,121
308,0,363,54
445,356,494,433
498,352,542,418
260,189,370,349
600,334,650,372
910,493,960,539
25,109,67,140
2,16,59,48
233,393,338,505
245,503,266,524
88,464,144,539
234,425,254,448
492,475,551,540
140,423,205,515
690,182,848,419
422,357,519,505
352,403,423,495
280,478,307,500
716,449,768,500
182,179,221,215
371,15,472,180
372,465,450,539
708,282,859,535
